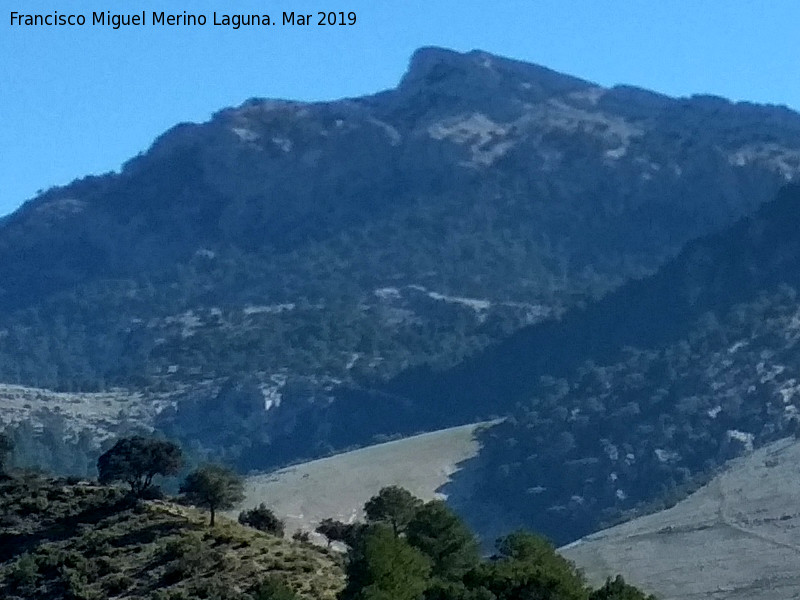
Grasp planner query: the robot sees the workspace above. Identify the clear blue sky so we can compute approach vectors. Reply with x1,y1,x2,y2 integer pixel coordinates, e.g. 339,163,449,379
2,1,800,216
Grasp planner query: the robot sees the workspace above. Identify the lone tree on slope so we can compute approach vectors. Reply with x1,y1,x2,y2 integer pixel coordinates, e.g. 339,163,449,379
181,464,245,526
97,435,183,497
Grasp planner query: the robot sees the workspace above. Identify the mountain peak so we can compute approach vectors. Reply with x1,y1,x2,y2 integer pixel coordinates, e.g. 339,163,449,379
398,46,595,102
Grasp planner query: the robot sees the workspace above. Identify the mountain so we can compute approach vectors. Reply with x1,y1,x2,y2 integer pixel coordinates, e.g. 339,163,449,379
4,47,800,472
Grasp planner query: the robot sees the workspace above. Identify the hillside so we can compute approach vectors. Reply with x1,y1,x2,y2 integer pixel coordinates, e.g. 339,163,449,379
336,183,800,544
0,468,661,600
0,474,344,600
235,422,493,537
4,47,800,476
379,182,800,418
562,437,800,600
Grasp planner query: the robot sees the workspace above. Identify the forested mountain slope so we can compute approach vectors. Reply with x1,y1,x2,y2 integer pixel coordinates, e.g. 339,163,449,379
401,184,800,543
2,47,800,396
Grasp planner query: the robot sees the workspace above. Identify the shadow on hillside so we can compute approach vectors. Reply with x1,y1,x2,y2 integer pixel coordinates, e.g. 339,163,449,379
436,421,527,552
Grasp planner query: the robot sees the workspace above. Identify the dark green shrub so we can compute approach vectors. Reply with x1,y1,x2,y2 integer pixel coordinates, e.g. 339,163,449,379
291,530,310,543
589,575,657,600
139,485,166,500
159,534,209,560
0,513,22,528
17,494,49,515
79,530,111,555
251,576,299,600
149,589,192,600
187,577,245,600
59,565,101,600
9,553,38,589
103,573,134,595
160,536,221,584
238,504,284,537
95,556,115,577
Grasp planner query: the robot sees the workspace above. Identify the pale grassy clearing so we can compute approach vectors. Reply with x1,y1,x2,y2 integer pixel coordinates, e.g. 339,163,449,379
235,422,495,535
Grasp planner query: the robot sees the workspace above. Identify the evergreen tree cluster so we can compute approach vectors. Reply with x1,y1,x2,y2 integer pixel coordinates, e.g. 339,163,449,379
324,486,654,600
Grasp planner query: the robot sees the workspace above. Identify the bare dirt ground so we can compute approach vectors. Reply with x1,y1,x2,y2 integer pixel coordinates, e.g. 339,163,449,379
561,437,800,600
235,422,495,535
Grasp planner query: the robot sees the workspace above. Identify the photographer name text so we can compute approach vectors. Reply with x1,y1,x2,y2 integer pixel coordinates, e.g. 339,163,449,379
9,10,357,29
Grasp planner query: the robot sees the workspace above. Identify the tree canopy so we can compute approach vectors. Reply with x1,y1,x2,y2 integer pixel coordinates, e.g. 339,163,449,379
180,464,245,526
363,485,423,537
406,500,479,581
341,526,431,600
464,531,589,600
96,435,182,496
